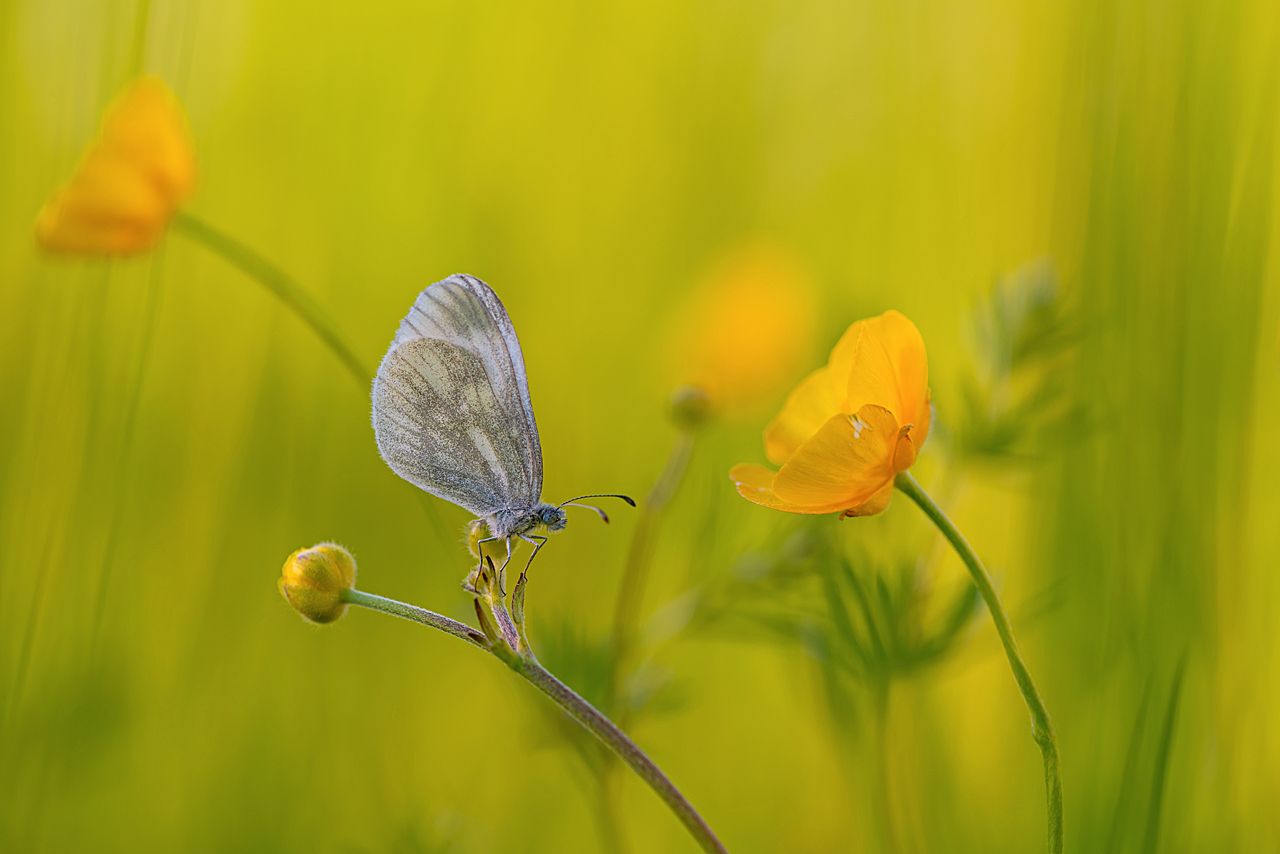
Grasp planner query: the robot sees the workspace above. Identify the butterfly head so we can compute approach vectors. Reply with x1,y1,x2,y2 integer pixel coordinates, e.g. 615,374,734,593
534,502,569,533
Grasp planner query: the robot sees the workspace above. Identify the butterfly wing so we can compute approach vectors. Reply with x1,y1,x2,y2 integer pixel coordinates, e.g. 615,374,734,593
372,274,544,517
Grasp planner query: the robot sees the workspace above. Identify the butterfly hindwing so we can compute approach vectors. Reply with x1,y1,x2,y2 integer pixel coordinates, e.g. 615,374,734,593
372,274,544,517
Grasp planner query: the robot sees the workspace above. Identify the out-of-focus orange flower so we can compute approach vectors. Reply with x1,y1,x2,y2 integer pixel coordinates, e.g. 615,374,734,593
730,311,930,516
36,76,196,256
670,243,817,415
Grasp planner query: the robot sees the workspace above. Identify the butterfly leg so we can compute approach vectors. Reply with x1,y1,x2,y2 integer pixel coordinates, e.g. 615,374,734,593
517,534,549,582
475,534,506,579
474,535,502,567
473,535,516,594
495,537,515,593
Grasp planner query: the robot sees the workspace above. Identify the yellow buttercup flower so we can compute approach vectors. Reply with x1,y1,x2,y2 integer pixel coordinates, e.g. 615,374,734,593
36,76,196,256
670,243,817,414
730,310,931,516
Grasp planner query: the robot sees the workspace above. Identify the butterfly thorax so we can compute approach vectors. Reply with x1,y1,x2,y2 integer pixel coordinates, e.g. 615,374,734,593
486,502,567,539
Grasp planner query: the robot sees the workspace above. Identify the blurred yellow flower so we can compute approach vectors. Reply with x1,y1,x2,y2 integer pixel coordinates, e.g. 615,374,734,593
36,76,196,256
279,543,357,625
670,243,817,414
730,311,931,516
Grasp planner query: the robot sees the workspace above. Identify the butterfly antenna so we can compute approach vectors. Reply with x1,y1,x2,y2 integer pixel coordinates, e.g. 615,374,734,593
558,493,637,524
561,494,637,507
560,502,610,523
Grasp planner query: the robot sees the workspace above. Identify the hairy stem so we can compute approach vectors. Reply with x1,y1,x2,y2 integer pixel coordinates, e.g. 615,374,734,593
343,587,731,854
170,211,370,391
340,589,489,650
894,471,1064,854
514,657,730,854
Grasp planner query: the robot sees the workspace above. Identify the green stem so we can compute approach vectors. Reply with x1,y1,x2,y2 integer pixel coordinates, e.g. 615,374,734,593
170,211,370,391
893,471,1064,854
609,428,695,709
340,589,488,650
1142,657,1185,854
343,587,730,854
92,248,165,647
515,658,729,854
128,0,152,78
593,769,631,854
872,679,900,854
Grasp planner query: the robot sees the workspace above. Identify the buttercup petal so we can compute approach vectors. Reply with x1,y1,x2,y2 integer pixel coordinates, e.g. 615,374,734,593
36,151,171,253
874,310,930,449
846,311,930,449
99,77,197,203
912,389,932,452
36,76,196,256
844,311,926,425
892,424,918,472
762,366,844,465
841,478,895,517
772,405,899,508
825,316,863,390
729,463,784,507
729,463,848,514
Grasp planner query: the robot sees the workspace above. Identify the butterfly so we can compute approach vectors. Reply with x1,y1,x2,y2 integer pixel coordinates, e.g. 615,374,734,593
372,273,633,580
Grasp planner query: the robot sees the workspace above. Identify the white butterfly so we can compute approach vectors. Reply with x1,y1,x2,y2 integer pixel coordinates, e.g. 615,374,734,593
372,274,632,578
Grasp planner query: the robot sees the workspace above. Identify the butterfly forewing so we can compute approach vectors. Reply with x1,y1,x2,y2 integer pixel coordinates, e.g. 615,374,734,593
372,275,544,517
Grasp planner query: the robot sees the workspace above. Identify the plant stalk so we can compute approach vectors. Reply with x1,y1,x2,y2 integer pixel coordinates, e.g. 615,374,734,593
609,427,695,708
340,589,488,650
342,586,731,854
516,657,729,854
170,211,370,391
894,471,1063,854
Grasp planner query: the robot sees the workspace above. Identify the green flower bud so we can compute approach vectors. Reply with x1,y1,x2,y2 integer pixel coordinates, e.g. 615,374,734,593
278,543,357,624
669,385,711,430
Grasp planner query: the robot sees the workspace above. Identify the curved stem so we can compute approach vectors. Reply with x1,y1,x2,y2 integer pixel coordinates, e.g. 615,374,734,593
343,586,730,854
340,588,489,650
894,471,1063,854
514,658,729,854
170,211,370,391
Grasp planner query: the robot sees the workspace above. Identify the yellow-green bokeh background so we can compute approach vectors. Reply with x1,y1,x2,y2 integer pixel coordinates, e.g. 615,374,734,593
3,0,1279,851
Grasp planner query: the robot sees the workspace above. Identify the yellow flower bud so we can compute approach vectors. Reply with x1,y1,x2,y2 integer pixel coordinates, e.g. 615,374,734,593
465,518,487,559
36,76,197,256
278,543,357,625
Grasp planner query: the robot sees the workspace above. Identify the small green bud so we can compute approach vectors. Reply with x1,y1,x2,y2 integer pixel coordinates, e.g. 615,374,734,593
669,385,711,430
278,543,357,624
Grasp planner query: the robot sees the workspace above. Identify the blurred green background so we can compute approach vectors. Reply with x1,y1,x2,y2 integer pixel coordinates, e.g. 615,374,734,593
3,0,1279,851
